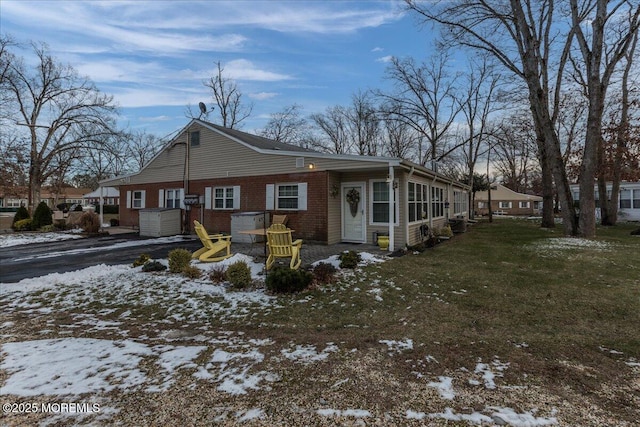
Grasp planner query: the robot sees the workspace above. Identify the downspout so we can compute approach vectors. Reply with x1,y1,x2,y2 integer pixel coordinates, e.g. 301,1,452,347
388,163,395,252
406,166,415,247
430,175,437,230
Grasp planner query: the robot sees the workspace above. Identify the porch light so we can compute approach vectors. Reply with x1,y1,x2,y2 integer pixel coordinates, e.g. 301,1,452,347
307,163,315,169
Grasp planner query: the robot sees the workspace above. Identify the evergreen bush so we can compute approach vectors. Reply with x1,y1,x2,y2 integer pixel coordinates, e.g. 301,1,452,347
338,250,361,269
183,265,203,279
32,201,53,230
12,206,30,230
168,248,192,273
225,261,253,289
13,218,32,231
265,266,313,293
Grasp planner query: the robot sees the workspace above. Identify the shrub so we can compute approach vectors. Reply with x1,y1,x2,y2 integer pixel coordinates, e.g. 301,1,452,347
133,253,151,267
79,211,101,234
312,262,338,285
109,218,120,226
13,218,32,231
266,266,313,293
338,250,361,269
209,265,227,283
32,201,53,230
183,265,203,279
73,204,84,212
95,205,119,215
439,225,453,238
39,224,55,233
142,260,167,272
168,248,192,273
225,261,253,289
12,206,30,230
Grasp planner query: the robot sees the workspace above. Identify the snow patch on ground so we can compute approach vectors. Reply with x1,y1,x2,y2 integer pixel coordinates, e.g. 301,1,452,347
0,231,85,248
527,237,611,257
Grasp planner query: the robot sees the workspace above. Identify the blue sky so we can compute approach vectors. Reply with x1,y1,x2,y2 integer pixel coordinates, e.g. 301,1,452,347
1,0,438,139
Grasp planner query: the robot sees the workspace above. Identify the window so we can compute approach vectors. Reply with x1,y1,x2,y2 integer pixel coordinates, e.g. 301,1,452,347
190,130,200,146
499,201,512,209
478,201,487,209
431,187,445,218
204,186,240,210
126,190,145,209
215,187,236,209
408,182,429,222
633,189,640,209
453,191,467,214
519,201,530,209
278,185,299,209
266,183,307,211
620,189,632,209
371,180,398,224
165,189,183,208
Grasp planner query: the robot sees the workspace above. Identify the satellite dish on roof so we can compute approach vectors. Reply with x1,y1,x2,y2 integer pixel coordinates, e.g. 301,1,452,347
198,102,207,118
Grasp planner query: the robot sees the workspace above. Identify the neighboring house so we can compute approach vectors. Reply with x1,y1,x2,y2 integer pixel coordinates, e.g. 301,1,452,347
474,184,543,216
570,182,640,221
0,186,91,210
83,187,120,206
100,119,469,250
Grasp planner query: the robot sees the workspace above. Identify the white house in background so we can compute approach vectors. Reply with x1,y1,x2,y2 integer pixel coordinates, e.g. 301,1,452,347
570,182,640,221
83,187,120,206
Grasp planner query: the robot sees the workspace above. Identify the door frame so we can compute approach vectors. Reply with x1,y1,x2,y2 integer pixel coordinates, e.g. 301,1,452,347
341,181,367,243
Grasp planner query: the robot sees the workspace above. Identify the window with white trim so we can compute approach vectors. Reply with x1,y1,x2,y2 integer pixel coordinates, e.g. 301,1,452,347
266,183,307,211
499,201,512,209
478,201,487,209
215,187,235,209
127,190,145,209
165,189,183,209
371,180,398,224
633,189,640,209
408,182,429,223
519,201,530,209
620,189,632,209
431,187,445,218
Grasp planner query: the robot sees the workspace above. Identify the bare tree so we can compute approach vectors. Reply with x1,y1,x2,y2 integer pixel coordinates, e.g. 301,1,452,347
378,51,462,168
2,42,119,212
309,105,351,154
346,90,381,156
405,0,575,232
203,61,253,129
457,57,501,218
379,104,419,159
569,0,640,231
260,104,311,147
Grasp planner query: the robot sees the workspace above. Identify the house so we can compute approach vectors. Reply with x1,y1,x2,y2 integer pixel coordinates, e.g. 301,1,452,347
100,119,470,251
0,185,91,211
570,182,640,221
83,187,120,207
474,184,542,216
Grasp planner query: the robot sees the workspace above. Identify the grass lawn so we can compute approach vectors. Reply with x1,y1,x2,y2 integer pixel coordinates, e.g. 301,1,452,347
1,219,639,426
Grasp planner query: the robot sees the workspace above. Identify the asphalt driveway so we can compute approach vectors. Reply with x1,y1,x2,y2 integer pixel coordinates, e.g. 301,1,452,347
0,233,201,283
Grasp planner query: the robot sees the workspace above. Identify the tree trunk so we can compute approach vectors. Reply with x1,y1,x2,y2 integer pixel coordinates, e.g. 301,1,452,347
540,149,555,228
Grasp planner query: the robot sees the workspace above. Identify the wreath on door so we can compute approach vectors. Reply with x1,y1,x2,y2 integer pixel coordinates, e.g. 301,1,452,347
346,188,360,217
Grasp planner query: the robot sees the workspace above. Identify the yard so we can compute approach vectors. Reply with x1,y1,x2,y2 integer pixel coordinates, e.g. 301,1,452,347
1,219,639,426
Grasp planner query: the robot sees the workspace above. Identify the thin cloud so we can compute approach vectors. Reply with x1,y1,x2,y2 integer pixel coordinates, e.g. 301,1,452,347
249,92,280,101
376,55,395,63
224,59,293,82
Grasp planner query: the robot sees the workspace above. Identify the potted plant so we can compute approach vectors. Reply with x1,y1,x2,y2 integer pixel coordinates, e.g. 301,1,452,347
376,231,389,250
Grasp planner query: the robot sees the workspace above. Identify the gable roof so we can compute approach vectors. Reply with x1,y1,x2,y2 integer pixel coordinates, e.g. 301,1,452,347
202,121,315,153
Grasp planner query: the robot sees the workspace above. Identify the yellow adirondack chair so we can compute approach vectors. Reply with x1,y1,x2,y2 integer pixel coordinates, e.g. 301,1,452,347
266,224,302,270
192,220,232,262
271,214,288,225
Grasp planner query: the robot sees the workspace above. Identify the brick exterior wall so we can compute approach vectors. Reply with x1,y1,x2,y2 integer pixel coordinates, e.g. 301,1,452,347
119,172,330,243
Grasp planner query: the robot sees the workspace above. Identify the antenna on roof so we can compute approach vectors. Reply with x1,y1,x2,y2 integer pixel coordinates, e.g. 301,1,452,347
198,102,207,119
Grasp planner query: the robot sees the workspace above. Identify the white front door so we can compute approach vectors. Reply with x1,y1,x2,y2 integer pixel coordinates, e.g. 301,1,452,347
342,182,366,242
